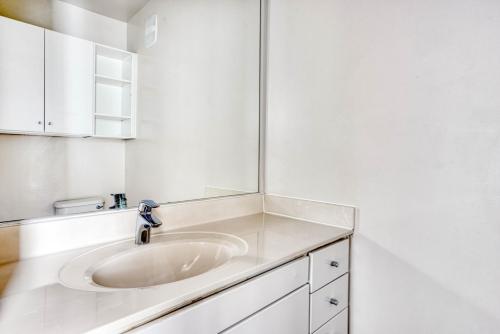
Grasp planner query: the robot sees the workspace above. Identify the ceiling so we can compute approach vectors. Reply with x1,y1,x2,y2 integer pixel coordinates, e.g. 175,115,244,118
59,0,150,21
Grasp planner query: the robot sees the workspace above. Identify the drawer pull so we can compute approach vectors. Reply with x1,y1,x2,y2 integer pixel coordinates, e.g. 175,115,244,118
329,298,339,306
330,261,339,267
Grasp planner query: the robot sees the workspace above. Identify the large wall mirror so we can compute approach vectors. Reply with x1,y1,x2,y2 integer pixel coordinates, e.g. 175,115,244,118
0,0,261,223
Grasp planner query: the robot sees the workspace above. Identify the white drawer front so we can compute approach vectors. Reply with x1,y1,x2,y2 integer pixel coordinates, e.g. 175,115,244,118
132,257,309,334
310,274,349,333
222,285,309,334
314,308,348,334
309,239,349,292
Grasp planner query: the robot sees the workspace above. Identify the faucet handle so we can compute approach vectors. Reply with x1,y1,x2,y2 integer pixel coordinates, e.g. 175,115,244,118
138,200,160,213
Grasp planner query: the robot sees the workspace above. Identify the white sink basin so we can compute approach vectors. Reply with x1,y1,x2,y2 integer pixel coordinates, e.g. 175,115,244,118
59,232,248,291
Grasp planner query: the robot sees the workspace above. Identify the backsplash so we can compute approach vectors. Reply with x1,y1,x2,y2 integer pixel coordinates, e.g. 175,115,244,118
0,194,263,262
0,193,357,263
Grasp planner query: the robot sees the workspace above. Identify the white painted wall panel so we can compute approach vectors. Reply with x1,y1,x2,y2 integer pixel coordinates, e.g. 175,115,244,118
266,0,500,333
0,136,125,222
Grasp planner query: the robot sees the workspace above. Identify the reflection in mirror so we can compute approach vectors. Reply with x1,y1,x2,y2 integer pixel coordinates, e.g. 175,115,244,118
0,0,260,223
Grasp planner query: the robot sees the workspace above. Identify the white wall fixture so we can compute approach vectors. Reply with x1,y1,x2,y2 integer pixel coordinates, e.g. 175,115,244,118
0,16,44,134
144,14,158,48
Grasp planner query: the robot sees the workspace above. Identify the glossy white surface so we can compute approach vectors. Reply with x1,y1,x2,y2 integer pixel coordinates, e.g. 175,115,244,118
310,274,349,332
314,308,348,334
222,285,310,334
309,239,350,292
44,29,94,136
135,258,309,334
0,213,352,333
0,16,44,133
60,232,248,290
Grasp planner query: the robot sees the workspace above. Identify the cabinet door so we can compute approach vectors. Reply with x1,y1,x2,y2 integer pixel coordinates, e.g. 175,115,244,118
0,16,44,133
222,285,310,334
45,30,94,136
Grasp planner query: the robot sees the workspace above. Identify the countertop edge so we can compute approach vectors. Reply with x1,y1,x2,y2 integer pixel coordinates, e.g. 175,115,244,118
99,227,353,334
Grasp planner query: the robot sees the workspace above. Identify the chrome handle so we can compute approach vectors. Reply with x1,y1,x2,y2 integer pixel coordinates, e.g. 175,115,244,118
138,199,160,213
330,261,339,267
37,121,42,125
47,121,52,126
139,199,160,211
329,298,339,306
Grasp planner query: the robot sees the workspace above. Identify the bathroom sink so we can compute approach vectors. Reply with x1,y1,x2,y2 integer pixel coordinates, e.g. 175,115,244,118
59,232,248,291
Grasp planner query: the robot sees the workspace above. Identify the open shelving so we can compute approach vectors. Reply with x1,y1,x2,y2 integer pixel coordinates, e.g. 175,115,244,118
94,44,137,139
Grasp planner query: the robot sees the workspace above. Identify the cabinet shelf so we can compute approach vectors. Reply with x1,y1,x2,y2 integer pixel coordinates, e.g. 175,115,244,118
92,135,134,140
94,43,137,139
95,74,131,87
95,43,133,61
94,113,131,121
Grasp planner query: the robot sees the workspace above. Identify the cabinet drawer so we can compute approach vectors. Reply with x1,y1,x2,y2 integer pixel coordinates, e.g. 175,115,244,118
222,285,309,334
309,239,349,292
131,257,309,333
314,308,348,334
310,274,349,333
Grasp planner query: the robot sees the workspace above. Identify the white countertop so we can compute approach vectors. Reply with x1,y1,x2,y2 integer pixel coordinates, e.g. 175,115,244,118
0,213,352,334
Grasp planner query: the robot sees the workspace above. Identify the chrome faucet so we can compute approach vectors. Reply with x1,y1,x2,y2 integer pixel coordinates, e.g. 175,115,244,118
135,200,163,245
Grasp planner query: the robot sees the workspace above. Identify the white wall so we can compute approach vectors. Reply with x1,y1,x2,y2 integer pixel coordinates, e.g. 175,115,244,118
266,0,500,333
0,0,128,49
125,0,260,206
0,135,125,221
0,1,128,221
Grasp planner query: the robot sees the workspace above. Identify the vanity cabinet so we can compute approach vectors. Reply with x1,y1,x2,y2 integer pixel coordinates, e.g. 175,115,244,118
45,30,94,136
133,238,351,334
309,239,350,333
0,16,44,133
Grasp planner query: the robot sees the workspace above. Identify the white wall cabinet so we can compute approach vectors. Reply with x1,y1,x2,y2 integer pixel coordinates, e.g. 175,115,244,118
0,16,136,139
0,16,44,133
44,30,94,136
